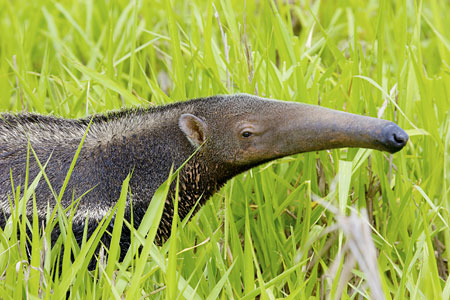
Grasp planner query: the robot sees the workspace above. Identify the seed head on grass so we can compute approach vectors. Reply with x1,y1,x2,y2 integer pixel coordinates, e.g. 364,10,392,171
315,197,385,300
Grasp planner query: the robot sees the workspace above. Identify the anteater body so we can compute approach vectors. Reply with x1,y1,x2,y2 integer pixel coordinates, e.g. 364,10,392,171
0,94,408,262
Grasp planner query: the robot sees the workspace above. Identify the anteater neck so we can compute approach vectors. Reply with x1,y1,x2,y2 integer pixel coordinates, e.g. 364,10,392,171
86,116,235,242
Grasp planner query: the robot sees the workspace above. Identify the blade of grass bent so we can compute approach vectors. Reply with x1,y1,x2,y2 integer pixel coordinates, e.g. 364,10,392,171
103,174,131,298
125,167,173,300
70,60,141,105
166,177,179,299
205,260,237,300
54,206,116,298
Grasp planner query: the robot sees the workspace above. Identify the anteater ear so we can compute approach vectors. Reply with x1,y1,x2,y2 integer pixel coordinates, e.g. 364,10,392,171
179,113,208,147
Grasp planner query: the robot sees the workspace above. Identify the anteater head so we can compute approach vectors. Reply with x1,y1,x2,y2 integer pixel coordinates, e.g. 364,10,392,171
178,94,408,168
0,93,409,263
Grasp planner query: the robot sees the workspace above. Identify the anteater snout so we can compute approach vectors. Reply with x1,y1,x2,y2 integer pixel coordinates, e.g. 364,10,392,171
380,123,409,153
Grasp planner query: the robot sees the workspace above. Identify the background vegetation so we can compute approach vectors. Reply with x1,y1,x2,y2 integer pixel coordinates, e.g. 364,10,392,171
0,0,449,298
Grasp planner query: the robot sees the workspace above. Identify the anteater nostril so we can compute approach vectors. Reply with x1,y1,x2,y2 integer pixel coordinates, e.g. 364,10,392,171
380,123,409,153
393,132,407,144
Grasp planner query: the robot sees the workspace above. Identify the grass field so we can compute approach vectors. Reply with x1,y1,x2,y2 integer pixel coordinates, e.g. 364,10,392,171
0,0,449,299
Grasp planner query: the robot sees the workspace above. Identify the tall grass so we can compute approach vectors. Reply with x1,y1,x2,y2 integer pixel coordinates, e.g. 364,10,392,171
0,0,449,298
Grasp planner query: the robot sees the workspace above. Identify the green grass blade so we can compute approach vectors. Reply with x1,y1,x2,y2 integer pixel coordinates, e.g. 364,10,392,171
125,167,173,300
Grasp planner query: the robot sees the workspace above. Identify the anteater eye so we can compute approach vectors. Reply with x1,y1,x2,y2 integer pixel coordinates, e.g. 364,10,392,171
242,131,252,138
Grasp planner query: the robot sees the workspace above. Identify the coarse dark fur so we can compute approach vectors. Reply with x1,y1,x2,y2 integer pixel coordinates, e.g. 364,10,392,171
0,95,236,263
0,94,408,267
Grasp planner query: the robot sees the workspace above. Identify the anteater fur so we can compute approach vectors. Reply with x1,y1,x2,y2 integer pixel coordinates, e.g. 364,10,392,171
0,94,408,267
0,96,233,261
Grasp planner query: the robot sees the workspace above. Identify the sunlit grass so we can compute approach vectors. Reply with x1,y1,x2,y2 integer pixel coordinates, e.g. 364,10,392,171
0,0,449,298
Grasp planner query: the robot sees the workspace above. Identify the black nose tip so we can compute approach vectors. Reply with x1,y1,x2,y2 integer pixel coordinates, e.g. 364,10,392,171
381,123,409,153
